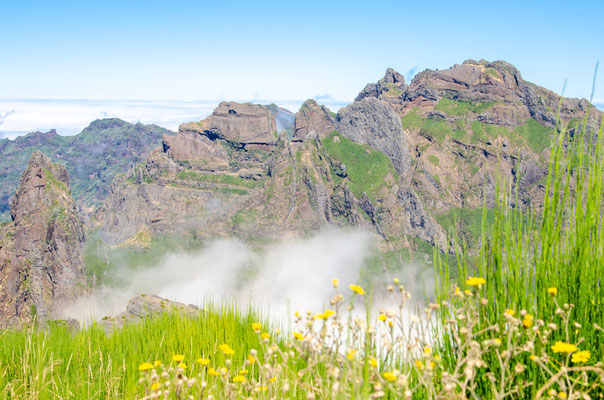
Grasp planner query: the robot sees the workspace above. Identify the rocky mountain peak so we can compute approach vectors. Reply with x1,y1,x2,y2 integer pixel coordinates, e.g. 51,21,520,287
84,118,131,132
355,67,407,102
0,151,88,327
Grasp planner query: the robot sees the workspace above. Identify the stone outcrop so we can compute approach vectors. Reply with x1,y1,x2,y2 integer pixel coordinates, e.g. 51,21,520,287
293,100,337,142
179,102,277,148
100,294,200,334
355,68,407,102
0,151,88,327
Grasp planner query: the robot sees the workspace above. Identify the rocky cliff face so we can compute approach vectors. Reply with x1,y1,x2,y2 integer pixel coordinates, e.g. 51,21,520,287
0,151,88,327
0,118,173,222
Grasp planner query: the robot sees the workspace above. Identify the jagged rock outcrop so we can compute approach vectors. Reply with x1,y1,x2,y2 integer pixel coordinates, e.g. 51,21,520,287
179,102,277,149
293,100,337,142
100,294,199,334
355,68,407,102
0,151,88,327
337,97,413,177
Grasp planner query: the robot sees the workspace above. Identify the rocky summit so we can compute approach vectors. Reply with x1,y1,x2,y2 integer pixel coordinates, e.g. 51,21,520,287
0,151,88,327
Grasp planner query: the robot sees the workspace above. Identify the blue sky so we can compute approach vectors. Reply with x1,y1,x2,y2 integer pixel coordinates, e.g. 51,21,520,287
1,0,603,136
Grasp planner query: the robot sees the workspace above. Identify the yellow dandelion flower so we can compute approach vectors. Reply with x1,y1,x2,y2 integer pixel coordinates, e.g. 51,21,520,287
269,376,277,383
464,289,472,296
547,287,558,295
347,349,356,360
466,276,486,286
551,341,578,353
393,278,400,285
233,375,246,383
261,332,270,341
275,328,281,335
138,362,153,371
434,355,441,362
172,355,185,363
529,355,538,361
293,331,305,341
197,357,210,366
219,344,235,355
178,362,187,370
522,314,534,328
153,360,161,368
332,279,339,288
423,347,431,356
369,357,378,368
504,309,515,316
378,314,387,322
416,360,424,370
388,320,393,328
252,322,262,331
240,369,248,374
383,371,396,382
558,392,567,399
571,350,590,363
349,284,365,295
247,354,255,364
151,382,161,391
454,287,462,297
317,309,335,319
208,367,220,376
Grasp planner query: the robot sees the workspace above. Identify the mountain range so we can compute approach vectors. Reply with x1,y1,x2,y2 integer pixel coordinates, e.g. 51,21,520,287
0,59,602,326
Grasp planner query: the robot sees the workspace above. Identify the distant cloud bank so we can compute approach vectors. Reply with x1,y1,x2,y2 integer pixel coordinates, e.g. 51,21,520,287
0,99,350,139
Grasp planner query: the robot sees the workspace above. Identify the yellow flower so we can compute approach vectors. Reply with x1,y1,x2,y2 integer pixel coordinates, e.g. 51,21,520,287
252,322,262,331
332,279,339,288
293,331,305,341
571,350,590,363
240,369,248,374
416,360,424,370
153,360,161,368
504,309,515,316
247,354,255,364
378,314,387,322
317,309,335,319
197,357,210,366
434,355,441,362
423,347,431,356
557,392,567,399
529,355,538,361
383,371,396,382
493,339,502,347
269,376,277,383
261,332,270,341
369,357,378,368
219,344,235,355
347,349,356,360
388,320,393,328
275,328,281,335
151,382,160,391
172,355,185,363
464,289,472,296
208,367,220,376
548,287,558,295
453,287,462,297
178,362,187,370
551,341,578,353
349,284,365,295
233,375,246,383
138,362,153,371
466,276,486,286
393,278,400,285
522,314,534,328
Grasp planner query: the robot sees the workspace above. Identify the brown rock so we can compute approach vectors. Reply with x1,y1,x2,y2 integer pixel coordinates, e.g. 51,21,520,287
292,100,337,142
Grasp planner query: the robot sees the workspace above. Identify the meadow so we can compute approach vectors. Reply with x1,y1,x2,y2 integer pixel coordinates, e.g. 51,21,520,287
0,112,603,399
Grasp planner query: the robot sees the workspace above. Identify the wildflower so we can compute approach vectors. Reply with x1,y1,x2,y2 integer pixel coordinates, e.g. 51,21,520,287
347,349,356,360
293,331,305,341
153,360,161,368
464,290,472,296
332,279,339,288
247,354,255,364
378,314,387,322
369,357,378,368
349,284,365,295
172,355,185,363
388,320,394,328
138,362,153,371
551,341,578,353
529,355,538,361
393,278,400,285
383,371,396,382
522,314,534,328
197,357,210,366
558,392,567,399
208,367,220,376
275,328,281,335
504,309,515,316
416,360,424,370
548,287,558,295
269,377,277,383
317,309,335,319
493,339,502,347
571,350,590,363
178,363,187,370
466,276,486,286
252,322,262,331
261,332,270,341
424,347,431,356
240,369,248,374
233,375,246,383
151,382,161,391
220,344,235,355
434,355,441,363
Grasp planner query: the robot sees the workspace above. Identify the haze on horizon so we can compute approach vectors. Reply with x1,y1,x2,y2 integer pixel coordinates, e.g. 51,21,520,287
1,0,603,138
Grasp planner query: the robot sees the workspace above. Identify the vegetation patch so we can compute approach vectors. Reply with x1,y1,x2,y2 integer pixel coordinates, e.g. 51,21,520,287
177,171,263,188
435,98,496,116
322,131,397,201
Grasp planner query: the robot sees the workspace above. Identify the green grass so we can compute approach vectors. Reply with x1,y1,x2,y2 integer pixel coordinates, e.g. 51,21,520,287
322,131,397,202
426,154,440,166
176,171,264,188
0,305,268,399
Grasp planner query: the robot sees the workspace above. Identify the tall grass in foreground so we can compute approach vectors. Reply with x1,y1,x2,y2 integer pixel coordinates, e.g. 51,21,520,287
436,112,604,397
0,303,264,399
